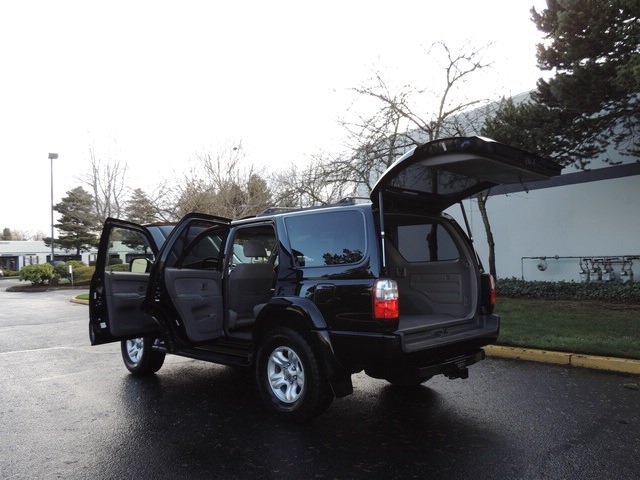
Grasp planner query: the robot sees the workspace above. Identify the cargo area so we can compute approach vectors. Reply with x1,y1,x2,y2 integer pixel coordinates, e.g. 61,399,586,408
384,214,478,332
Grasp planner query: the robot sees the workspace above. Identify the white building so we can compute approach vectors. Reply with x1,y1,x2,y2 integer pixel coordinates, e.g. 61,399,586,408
447,154,640,283
0,241,97,270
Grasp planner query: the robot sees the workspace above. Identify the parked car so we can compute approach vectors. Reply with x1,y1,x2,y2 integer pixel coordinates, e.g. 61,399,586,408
89,136,561,421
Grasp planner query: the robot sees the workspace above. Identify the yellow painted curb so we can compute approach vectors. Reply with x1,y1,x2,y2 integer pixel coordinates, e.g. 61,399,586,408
485,345,640,376
485,345,570,366
571,354,640,375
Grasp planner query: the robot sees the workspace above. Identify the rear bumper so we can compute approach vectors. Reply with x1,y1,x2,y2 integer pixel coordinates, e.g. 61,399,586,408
416,348,485,379
400,313,499,353
328,314,499,372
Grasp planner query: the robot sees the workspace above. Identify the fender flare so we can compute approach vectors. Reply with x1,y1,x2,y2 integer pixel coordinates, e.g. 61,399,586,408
253,297,353,398
255,296,328,331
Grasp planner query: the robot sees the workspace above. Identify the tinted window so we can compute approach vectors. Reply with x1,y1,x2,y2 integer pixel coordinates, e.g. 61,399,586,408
230,225,277,265
395,223,459,263
106,227,155,271
180,230,225,270
166,220,219,268
388,165,481,195
285,210,366,267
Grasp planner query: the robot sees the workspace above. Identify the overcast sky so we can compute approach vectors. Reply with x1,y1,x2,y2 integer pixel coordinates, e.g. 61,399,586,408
0,0,548,234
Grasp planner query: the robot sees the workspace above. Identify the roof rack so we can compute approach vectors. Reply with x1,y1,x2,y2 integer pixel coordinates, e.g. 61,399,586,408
257,196,371,217
257,206,299,216
333,196,370,205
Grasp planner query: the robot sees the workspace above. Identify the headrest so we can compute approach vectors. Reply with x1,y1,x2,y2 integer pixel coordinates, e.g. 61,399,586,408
243,240,267,258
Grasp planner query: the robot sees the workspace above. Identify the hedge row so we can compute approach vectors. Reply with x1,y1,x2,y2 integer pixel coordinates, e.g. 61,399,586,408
497,278,640,304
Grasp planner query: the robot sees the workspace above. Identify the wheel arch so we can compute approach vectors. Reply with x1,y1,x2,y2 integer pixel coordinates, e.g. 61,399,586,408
253,297,353,398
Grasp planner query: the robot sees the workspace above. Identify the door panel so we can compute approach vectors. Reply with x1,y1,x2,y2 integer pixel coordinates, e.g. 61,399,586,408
164,268,224,342
146,216,229,345
89,219,161,345
104,271,159,337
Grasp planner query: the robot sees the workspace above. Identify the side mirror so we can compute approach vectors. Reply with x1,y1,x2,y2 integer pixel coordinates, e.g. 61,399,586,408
130,258,151,273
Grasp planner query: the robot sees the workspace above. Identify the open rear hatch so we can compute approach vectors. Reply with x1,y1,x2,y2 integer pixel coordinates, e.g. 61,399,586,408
371,136,562,214
370,137,562,354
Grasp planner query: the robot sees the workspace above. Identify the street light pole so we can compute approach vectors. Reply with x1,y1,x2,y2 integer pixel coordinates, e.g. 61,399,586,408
48,153,58,264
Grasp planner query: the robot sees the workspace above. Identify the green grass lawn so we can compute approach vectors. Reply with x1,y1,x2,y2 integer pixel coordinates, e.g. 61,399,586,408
496,297,640,360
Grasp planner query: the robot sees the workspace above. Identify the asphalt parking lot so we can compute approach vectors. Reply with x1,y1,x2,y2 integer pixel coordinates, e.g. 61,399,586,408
1,282,639,479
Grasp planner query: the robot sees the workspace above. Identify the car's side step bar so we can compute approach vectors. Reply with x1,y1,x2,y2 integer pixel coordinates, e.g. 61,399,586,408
153,344,252,368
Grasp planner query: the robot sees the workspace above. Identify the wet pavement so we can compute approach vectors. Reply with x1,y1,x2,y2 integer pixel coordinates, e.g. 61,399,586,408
1,280,639,479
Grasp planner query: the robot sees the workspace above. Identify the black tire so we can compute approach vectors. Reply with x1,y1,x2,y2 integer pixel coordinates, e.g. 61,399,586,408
255,327,334,422
121,337,166,376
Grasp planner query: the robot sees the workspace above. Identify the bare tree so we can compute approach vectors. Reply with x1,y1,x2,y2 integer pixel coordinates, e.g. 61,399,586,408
199,144,271,218
356,42,492,138
82,145,128,222
269,152,355,209
165,142,272,220
2,229,47,241
321,42,502,276
333,81,413,193
476,190,497,279
331,42,493,195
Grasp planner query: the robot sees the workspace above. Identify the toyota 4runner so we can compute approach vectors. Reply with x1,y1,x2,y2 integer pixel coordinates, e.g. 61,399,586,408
89,136,561,421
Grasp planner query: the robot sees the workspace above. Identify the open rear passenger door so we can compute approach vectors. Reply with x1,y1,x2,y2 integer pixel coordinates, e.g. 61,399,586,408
144,213,231,344
89,219,166,346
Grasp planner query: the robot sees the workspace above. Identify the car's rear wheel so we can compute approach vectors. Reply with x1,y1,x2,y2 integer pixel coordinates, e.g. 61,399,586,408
121,337,165,375
256,327,333,422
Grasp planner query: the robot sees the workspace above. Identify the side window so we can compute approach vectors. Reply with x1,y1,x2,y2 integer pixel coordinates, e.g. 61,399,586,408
230,225,277,266
106,227,155,272
180,230,226,270
285,210,366,267
395,223,459,263
165,220,215,268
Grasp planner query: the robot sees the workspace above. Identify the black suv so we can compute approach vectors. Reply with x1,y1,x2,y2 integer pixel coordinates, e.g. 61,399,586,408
89,136,561,421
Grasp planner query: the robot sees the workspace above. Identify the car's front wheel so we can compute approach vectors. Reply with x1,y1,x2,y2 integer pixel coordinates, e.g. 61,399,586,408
121,337,166,376
256,327,333,422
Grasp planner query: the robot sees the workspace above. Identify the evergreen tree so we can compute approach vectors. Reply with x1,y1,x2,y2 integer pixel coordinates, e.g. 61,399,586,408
1,227,11,240
532,0,639,163
45,186,100,255
125,188,159,224
484,0,639,167
481,97,587,166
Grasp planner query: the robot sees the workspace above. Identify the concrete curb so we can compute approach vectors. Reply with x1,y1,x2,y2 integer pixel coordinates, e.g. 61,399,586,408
485,345,640,376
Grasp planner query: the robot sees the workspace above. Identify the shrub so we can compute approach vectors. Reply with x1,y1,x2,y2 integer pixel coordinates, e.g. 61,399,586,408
497,277,640,304
73,265,95,285
54,263,70,279
20,264,55,286
55,260,88,280
106,264,128,272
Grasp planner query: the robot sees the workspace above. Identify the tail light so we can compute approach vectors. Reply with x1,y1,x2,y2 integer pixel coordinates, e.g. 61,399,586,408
480,273,496,314
373,279,399,319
